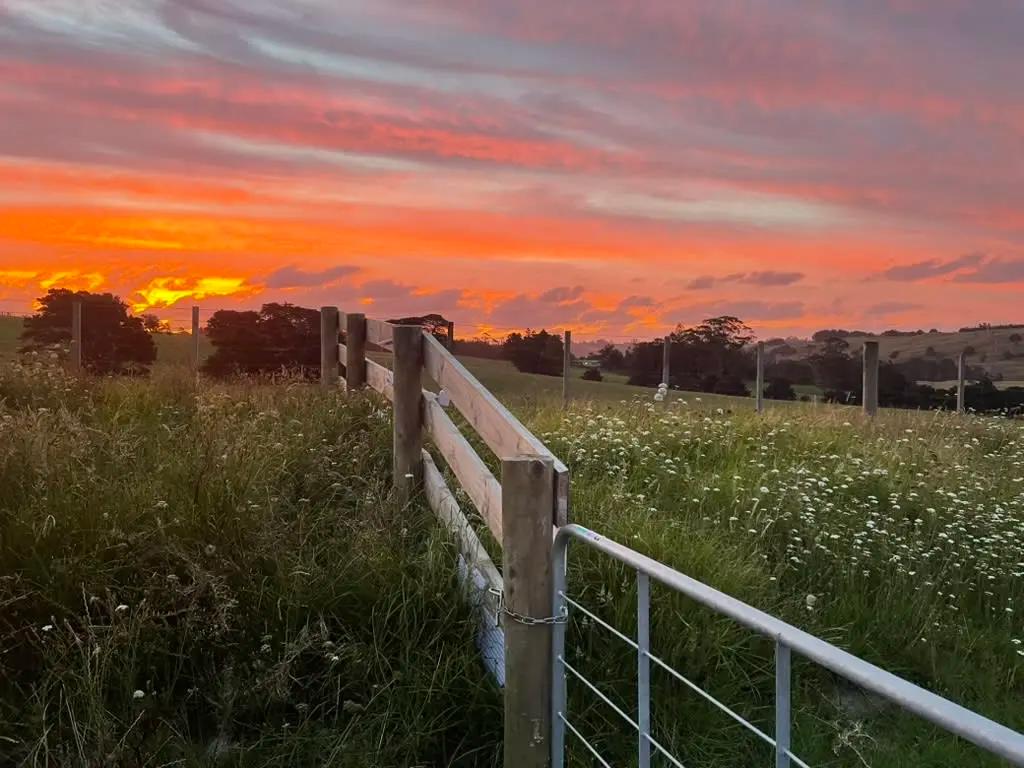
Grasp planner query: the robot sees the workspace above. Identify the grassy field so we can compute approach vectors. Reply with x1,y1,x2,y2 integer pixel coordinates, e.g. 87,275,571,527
0,359,501,766
3,330,1024,766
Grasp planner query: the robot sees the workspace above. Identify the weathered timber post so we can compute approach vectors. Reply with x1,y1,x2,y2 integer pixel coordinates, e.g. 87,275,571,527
957,350,967,414
662,335,671,387
502,455,554,768
70,299,82,372
562,330,571,408
191,306,200,371
392,324,424,506
863,341,879,417
755,341,765,413
320,306,339,387
346,312,367,389
447,320,455,352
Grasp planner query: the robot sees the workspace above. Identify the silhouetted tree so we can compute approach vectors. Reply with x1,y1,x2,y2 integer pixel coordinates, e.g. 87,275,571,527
140,313,170,333
454,336,504,359
593,343,625,370
624,316,754,391
20,289,155,375
765,378,796,400
503,329,563,375
809,337,858,393
202,303,320,377
388,314,451,343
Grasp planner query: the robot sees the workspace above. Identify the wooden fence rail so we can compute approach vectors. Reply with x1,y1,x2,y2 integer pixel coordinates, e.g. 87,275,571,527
325,306,570,764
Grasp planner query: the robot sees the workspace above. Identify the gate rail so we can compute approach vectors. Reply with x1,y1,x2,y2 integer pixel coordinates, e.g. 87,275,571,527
551,524,1024,768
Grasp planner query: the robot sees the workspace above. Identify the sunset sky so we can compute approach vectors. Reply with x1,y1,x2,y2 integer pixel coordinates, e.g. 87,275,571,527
2,1,1023,339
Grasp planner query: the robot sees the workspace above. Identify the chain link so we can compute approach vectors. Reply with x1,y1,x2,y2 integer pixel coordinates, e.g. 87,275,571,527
488,587,568,626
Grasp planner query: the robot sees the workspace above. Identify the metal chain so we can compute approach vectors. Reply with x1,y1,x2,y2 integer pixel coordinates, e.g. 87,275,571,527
488,587,568,626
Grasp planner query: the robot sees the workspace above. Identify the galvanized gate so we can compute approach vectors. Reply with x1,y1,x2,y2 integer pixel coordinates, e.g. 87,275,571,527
551,524,1024,767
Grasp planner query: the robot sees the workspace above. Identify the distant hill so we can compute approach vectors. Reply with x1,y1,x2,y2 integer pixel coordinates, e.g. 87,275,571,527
773,326,1024,383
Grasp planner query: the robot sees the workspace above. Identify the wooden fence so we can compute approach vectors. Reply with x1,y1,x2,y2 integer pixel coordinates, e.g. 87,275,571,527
322,307,569,768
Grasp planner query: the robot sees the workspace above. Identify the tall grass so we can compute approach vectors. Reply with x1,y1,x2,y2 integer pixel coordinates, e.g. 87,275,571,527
0,359,501,766
529,398,1024,766
4,355,1023,767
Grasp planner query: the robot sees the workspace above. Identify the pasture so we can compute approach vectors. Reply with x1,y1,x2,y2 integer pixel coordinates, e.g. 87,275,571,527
1,351,1022,765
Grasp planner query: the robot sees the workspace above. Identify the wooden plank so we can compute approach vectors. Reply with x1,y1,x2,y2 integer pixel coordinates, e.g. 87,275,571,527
422,451,505,683
366,318,393,350
346,312,367,389
320,306,339,386
755,341,765,413
501,456,554,768
191,306,200,370
863,341,879,417
422,450,502,605
366,359,394,401
957,350,967,414
423,392,503,541
392,324,423,505
422,333,569,525
71,299,82,371
662,335,671,386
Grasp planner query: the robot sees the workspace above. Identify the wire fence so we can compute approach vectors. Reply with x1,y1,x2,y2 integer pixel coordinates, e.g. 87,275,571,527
551,524,1024,768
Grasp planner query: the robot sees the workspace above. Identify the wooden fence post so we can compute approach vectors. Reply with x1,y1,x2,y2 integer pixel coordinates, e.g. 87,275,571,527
562,330,571,407
320,306,339,386
447,320,455,352
191,306,200,371
70,299,82,372
501,455,554,768
863,341,879,417
392,324,424,505
755,341,765,413
662,335,671,387
957,350,967,414
346,312,367,389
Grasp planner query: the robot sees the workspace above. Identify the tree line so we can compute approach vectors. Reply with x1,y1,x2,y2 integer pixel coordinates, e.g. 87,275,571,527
16,289,1024,413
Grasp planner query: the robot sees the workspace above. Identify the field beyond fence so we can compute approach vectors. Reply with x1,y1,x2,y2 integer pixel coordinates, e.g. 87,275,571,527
1,309,1023,767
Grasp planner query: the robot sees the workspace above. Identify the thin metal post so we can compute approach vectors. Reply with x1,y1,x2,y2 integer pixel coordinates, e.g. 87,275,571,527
661,336,671,387
447,320,455,352
191,306,200,370
957,351,966,413
637,572,651,768
551,533,569,768
70,298,82,372
775,638,791,768
562,330,571,408
755,341,765,413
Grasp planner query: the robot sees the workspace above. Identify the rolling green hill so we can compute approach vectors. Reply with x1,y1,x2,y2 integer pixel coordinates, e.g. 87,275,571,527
776,326,1024,383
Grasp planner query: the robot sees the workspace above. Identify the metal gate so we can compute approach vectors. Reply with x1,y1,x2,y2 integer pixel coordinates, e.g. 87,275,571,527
551,524,1024,767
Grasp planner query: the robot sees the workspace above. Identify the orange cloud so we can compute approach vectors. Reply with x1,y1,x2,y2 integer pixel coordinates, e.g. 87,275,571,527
132,276,259,312
39,271,104,291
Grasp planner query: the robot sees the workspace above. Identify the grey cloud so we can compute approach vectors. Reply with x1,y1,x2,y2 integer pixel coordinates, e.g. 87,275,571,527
687,271,804,290
868,301,922,315
880,253,984,281
539,285,585,303
952,257,1024,284
265,264,359,288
